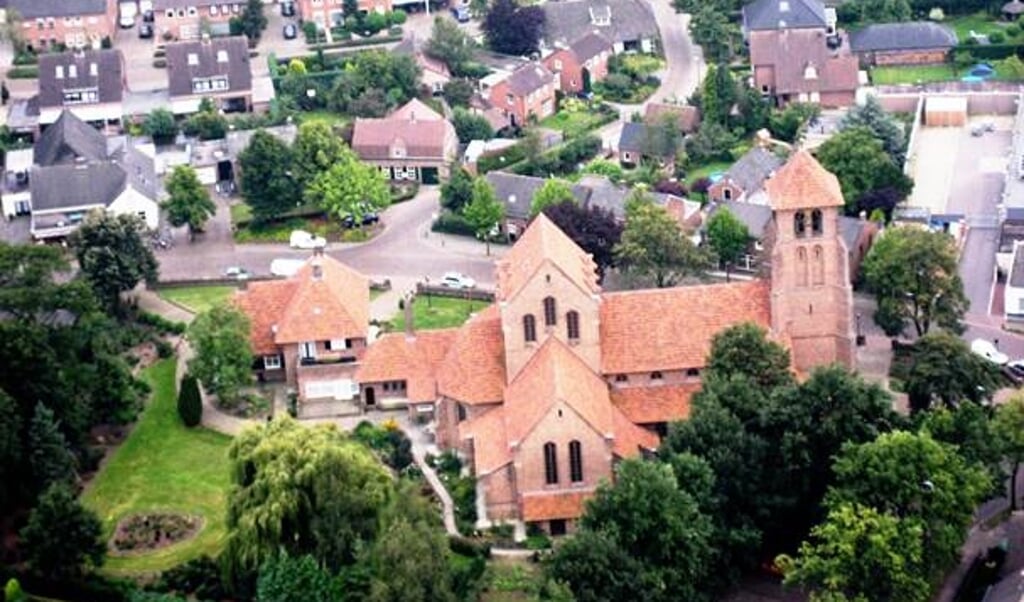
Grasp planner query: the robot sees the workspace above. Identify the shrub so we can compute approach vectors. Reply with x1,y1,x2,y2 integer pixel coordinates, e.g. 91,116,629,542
449,535,492,558
989,31,1006,44
1009,24,1021,38
153,556,227,600
431,211,477,236
389,9,407,25
386,428,413,471
5,578,25,602
137,311,187,335
7,65,38,79
155,339,175,359
654,179,688,196
177,373,203,427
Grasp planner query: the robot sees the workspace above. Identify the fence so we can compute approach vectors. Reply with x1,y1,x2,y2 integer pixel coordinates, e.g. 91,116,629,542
415,283,495,302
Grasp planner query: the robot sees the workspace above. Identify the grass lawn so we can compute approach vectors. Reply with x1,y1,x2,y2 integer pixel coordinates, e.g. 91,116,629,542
685,160,732,186
481,557,546,602
946,12,1019,43
82,360,233,575
158,285,237,314
296,110,350,129
389,295,481,331
870,64,959,85
540,110,613,139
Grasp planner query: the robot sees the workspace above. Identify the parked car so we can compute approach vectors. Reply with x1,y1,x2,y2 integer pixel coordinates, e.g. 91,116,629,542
119,12,135,28
139,23,154,38
451,5,471,22
271,258,306,277
289,230,327,249
341,208,380,228
142,9,154,22
283,22,298,39
223,266,250,280
281,1,296,16
440,272,476,289
971,338,1009,365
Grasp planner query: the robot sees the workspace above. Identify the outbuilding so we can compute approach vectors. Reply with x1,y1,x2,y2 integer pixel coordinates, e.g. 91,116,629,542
924,96,967,127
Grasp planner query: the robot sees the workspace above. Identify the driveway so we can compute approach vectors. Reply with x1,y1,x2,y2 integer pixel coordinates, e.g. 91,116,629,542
115,18,166,92
156,186,503,287
256,8,308,65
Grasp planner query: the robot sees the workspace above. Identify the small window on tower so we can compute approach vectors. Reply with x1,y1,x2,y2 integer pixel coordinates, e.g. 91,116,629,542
794,211,807,238
811,209,823,235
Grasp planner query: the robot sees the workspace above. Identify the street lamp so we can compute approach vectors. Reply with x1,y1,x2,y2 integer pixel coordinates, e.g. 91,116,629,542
856,312,865,347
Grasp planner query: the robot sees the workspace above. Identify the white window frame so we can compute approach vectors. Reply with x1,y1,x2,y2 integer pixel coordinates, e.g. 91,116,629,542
263,355,282,370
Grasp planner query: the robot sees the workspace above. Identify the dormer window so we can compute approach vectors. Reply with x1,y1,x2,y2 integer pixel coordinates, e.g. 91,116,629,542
392,147,405,158
55,65,64,79
89,63,97,77
216,50,229,63
589,6,611,26
779,0,790,11
804,64,818,80
68,65,77,78
187,53,199,66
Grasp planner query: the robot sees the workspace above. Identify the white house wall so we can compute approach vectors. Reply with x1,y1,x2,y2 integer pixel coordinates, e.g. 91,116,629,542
108,186,159,230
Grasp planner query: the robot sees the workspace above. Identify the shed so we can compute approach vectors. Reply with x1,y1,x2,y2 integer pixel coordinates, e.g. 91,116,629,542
1004,0,1024,20
924,96,967,127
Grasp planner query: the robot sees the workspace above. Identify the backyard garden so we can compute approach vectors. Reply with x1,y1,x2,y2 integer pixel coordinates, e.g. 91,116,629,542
389,295,483,331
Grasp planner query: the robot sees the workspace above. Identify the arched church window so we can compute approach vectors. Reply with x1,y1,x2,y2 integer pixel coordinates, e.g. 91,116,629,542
812,245,825,285
794,211,807,238
797,246,808,287
811,209,823,236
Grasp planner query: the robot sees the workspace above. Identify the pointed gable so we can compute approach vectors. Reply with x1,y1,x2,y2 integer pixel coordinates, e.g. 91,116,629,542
765,150,845,211
34,110,107,166
356,329,458,402
495,213,600,301
390,98,445,121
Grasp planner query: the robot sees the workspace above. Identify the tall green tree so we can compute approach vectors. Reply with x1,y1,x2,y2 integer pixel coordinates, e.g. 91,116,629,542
305,154,390,226
615,198,711,287
827,431,991,578
367,517,456,602
70,212,157,314
918,403,1003,491
223,417,392,584
236,0,268,42
163,165,216,239
452,108,494,143
291,121,350,192
688,6,736,64
142,108,179,145
20,483,105,580
994,395,1024,510
440,167,474,213
705,322,794,391
861,227,968,337
0,390,21,508
701,64,737,126
779,503,931,602
482,0,545,55
840,96,906,166
186,305,253,403
530,179,576,217
257,551,342,602
462,177,505,255
239,130,299,223
704,207,750,281
814,126,913,214
902,332,999,412
549,459,714,602
28,402,76,492
768,103,820,143
426,16,474,74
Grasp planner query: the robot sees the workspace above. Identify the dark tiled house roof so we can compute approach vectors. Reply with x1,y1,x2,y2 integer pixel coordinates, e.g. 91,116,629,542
742,0,827,31
30,163,127,211
486,172,590,220
507,64,555,96
569,31,613,62
38,50,124,109
542,0,658,48
8,0,106,18
709,201,773,238
618,121,676,158
722,147,785,194
849,22,957,52
34,110,107,166
165,36,252,98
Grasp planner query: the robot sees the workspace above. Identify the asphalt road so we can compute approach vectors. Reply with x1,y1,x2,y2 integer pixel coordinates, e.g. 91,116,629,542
156,186,502,287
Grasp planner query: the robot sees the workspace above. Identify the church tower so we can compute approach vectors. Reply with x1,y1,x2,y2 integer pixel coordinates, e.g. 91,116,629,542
766,150,855,372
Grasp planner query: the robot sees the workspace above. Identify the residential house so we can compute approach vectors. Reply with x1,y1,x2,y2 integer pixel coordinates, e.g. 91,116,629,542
743,0,859,107
486,172,591,240
617,121,678,166
541,0,659,54
708,146,785,204
541,32,614,94
297,0,391,34
37,49,125,128
233,250,371,404
644,102,700,134
153,0,241,41
355,150,854,531
849,22,956,67
165,36,252,114
10,0,116,51
394,34,451,95
1,110,160,238
351,99,459,184
482,63,557,128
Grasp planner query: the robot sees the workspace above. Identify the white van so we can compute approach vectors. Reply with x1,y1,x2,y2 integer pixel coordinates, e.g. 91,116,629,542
270,258,306,277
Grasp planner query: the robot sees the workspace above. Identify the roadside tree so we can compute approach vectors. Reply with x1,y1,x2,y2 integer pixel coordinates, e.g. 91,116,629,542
704,207,750,280
163,165,216,239
70,212,158,314
291,121,351,192
615,199,711,287
186,305,253,403
305,153,390,226
901,332,999,412
994,395,1024,510
462,177,505,255
239,130,299,223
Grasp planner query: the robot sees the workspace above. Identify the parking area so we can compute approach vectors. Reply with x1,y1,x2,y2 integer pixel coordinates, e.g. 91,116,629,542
114,15,165,92
256,8,307,66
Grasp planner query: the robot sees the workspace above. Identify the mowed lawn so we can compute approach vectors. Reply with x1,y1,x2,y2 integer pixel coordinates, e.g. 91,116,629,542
390,295,482,331
158,285,237,314
870,64,959,85
82,360,233,575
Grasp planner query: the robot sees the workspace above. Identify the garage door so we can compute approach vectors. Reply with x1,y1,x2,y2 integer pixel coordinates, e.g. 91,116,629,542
421,167,439,185
304,379,357,401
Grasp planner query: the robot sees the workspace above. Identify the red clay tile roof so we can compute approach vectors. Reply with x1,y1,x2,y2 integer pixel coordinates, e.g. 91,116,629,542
522,490,593,521
504,338,615,445
765,149,845,211
611,383,700,425
436,305,507,404
234,254,369,354
612,410,660,458
599,281,771,373
356,329,458,402
233,280,298,355
352,99,455,161
460,406,511,475
495,213,600,301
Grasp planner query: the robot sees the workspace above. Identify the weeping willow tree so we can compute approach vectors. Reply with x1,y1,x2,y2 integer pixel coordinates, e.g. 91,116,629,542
222,416,393,585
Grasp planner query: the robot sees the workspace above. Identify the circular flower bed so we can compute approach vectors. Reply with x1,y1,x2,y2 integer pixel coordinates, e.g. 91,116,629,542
111,513,202,554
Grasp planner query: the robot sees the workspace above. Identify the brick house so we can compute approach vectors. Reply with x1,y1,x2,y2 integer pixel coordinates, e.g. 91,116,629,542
617,121,677,166
541,0,659,55
849,22,956,67
743,0,859,107
296,0,391,33
708,146,785,204
541,32,614,94
357,150,855,532
351,99,459,184
10,0,116,51
153,0,242,41
165,36,253,114
233,250,371,403
37,49,125,128
482,63,557,128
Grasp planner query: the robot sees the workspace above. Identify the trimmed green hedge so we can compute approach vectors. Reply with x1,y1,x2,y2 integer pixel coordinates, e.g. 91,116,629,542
955,43,1024,60
477,143,528,174
307,32,402,51
431,211,477,237
7,66,38,79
